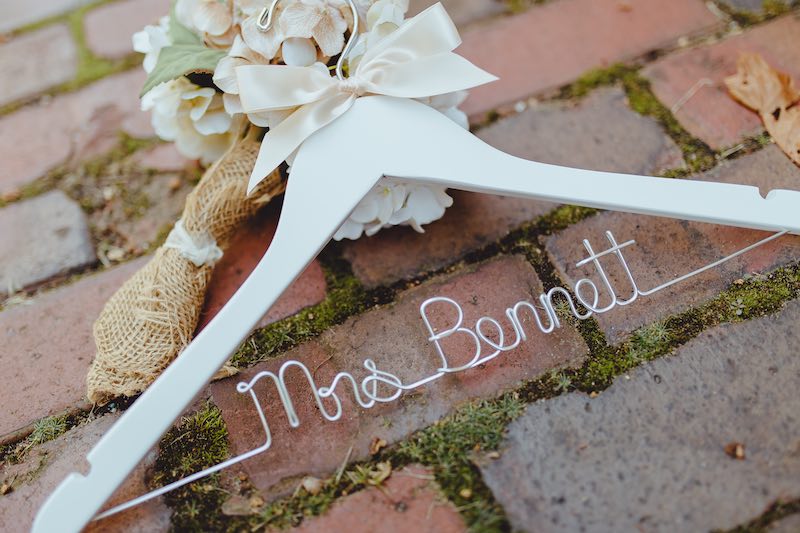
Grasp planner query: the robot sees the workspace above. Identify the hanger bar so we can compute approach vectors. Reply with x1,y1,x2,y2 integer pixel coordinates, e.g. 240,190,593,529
34,95,799,533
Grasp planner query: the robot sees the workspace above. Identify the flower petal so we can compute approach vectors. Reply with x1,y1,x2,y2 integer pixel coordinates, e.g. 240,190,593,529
282,37,317,66
242,15,283,59
193,0,233,36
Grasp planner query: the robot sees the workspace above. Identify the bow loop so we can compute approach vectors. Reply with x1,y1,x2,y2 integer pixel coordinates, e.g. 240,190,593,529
237,2,498,194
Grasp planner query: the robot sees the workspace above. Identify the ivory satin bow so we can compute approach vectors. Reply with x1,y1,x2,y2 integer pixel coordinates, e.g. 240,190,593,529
236,3,498,194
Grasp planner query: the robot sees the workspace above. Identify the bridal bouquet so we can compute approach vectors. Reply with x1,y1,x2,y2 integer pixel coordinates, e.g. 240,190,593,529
134,0,466,239
87,0,471,404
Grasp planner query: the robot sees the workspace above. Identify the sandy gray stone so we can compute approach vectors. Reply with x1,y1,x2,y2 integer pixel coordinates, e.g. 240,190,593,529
0,25,77,107
0,190,96,294
481,299,800,532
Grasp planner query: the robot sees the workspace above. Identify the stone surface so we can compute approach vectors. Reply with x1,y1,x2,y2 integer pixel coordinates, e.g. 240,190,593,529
408,0,505,28
0,25,77,107
84,0,168,59
343,87,684,288
196,204,328,331
0,414,170,533
644,15,800,149
768,514,800,533
545,145,800,344
718,0,784,13
0,69,152,195
0,258,146,437
292,465,466,533
210,256,587,497
459,0,720,115
0,191,96,295
129,143,192,172
480,298,800,532
0,0,93,33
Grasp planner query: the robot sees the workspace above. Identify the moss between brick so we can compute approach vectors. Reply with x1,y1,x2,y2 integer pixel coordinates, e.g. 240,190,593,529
711,0,795,27
232,246,395,368
558,64,718,175
153,258,800,530
721,499,800,532
150,400,235,531
0,0,141,118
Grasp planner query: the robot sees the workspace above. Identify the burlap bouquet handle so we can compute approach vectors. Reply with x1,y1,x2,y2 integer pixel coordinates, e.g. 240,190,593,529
86,129,284,405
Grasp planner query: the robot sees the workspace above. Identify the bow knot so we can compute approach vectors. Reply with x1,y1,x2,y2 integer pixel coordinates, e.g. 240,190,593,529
339,76,370,97
237,3,497,194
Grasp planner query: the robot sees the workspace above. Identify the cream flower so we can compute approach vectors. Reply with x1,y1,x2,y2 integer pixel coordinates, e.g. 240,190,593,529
132,16,171,74
142,78,234,164
176,0,237,46
280,0,352,57
366,0,407,37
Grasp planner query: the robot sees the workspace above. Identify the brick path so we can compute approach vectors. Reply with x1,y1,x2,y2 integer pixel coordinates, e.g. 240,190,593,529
1,1,799,531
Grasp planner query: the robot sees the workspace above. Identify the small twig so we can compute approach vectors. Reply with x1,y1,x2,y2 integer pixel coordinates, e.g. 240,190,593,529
334,445,354,484
671,78,714,114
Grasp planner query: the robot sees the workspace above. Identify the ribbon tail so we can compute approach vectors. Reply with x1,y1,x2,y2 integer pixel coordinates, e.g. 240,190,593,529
367,53,497,99
247,94,356,194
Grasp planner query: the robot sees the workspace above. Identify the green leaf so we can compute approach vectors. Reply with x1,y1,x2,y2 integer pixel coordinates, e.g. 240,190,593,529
168,11,202,45
140,44,226,96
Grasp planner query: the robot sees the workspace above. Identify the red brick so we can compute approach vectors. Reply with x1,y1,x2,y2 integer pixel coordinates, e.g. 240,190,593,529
129,143,192,172
196,203,327,332
0,190,96,295
545,145,800,344
480,298,800,531
84,0,169,59
0,0,92,33
210,256,587,496
409,0,505,28
459,0,720,115
343,87,684,288
0,69,152,196
0,414,170,533
0,258,146,437
643,15,800,149
0,25,77,107
291,465,466,533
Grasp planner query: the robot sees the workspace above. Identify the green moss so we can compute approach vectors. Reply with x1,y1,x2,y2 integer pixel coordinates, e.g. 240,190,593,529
151,400,234,531
505,0,547,13
392,394,526,531
0,415,68,466
0,0,141,118
559,64,717,174
232,250,393,368
712,0,793,26
717,498,800,532
565,262,800,391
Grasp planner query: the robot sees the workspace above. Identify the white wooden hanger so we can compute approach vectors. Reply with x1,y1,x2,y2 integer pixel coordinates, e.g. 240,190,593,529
33,3,800,532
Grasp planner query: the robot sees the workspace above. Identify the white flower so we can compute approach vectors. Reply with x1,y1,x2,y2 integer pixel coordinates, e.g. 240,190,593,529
282,37,318,66
176,0,236,46
281,0,352,57
142,78,235,164
333,179,453,240
132,16,170,73
366,0,407,37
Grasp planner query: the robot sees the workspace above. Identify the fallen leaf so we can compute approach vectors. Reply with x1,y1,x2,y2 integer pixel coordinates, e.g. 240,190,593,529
221,494,255,516
301,476,323,495
725,53,800,167
369,437,387,455
724,441,746,460
371,461,392,485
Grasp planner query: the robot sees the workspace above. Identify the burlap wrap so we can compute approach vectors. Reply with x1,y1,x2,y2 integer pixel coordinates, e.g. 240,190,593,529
86,131,284,405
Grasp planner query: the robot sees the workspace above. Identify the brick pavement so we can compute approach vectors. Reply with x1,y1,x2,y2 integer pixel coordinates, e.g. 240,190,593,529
1,1,799,531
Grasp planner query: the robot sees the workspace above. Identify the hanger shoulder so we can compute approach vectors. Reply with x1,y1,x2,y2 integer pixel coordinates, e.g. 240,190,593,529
331,96,799,234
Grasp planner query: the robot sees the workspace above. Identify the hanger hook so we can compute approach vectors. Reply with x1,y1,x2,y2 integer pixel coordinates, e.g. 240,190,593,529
256,0,360,81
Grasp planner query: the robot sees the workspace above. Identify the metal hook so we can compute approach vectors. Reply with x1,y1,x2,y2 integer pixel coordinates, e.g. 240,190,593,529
256,0,360,81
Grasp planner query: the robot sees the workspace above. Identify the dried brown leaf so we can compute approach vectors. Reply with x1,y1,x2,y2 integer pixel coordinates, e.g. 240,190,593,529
725,52,800,166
